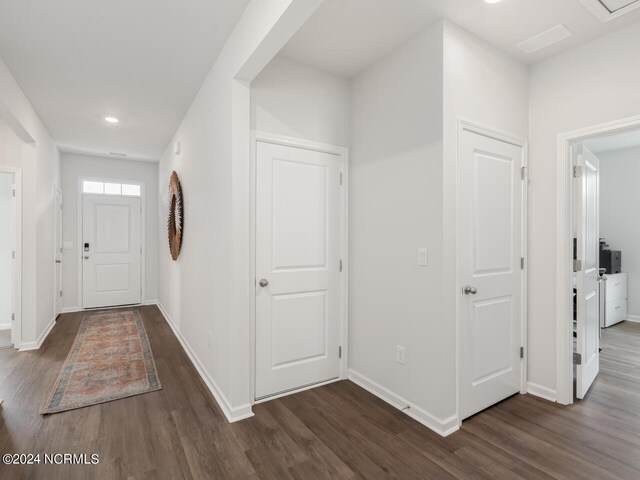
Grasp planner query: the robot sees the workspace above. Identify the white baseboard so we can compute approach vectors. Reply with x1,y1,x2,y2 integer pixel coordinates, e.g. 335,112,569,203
0,322,11,330
625,315,640,323
19,316,56,351
61,306,81,314
144,299,158,306
526,381,557,402
156,303,253,423
348,369,459,437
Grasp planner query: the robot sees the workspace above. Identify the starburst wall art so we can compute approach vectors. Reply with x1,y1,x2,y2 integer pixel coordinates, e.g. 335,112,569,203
167,171,183,261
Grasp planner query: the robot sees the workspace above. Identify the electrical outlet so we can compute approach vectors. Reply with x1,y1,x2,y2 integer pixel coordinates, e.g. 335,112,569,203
396,345,406,365
208,331,212,350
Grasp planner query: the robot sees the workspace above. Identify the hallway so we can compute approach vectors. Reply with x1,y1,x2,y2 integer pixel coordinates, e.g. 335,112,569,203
1,307,639,479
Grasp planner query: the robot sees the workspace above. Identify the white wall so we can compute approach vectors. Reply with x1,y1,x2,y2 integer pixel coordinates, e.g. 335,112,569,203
0,57,60,348
0,172,12,327
529,21,640,396
251,55,350,146
349,22,448,426
60,153,159,309
597,147,640,317
157,0,324,420
442,20,529,400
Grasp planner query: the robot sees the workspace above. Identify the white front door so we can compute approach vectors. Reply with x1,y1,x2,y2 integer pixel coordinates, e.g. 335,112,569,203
54,189,63,316
82,195,142,309
255,141,342,400
575,145,600,399
459,126,524,420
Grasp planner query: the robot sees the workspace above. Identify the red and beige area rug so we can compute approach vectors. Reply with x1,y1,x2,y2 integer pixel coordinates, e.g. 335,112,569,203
42,310,162,414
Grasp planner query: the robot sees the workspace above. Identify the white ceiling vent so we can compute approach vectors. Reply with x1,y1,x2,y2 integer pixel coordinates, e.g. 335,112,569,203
579,0,640,22
516,25,573,55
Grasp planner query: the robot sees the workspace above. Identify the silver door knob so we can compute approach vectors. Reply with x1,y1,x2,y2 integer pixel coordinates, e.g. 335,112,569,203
259,278,269,287
462,285,477,295
84,255,90,260
55,259,62,264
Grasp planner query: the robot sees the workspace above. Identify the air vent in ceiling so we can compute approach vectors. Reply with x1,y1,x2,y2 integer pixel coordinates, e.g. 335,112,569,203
579,0,640,22
109,152,128,157
516,25,573,55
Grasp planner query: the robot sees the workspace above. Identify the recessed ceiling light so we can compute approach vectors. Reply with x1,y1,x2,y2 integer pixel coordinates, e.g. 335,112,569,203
104,116,119,124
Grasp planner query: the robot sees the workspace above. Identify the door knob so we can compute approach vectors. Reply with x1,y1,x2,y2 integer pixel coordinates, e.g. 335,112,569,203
259,278,269,287
55,259,62,264
84,256,90,260
462,285,477,295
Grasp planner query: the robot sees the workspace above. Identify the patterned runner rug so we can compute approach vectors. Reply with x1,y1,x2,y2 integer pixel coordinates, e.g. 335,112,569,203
42,310,162,414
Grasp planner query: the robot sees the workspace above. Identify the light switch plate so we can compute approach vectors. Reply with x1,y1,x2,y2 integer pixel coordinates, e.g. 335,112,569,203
418,247,428,266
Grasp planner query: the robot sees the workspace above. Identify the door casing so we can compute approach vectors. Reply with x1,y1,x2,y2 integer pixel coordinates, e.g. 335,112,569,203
556,114,640,405
455,119,528,426
0,167,21,348
250,131,349,404
76,177,146,310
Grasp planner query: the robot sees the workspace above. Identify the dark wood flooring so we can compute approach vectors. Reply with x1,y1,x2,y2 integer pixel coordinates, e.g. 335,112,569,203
1,306,639,479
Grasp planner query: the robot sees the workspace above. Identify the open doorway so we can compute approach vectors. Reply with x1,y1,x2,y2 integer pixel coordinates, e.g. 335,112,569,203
560,119,640,403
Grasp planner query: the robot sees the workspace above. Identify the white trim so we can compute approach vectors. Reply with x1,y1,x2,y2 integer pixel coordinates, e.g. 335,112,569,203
526,382,557,403
625,315,640,323
0,167,22,349
157,303,254,422
0,323,11,330
348,369,459,437
254,377,341,404
61,306,81,314
556,114,640,406
19,316,55,351
53,186,63,318
77,177,146,309
144,299,158,306
249,131,349,402
578,0,640,23
455,119,528,423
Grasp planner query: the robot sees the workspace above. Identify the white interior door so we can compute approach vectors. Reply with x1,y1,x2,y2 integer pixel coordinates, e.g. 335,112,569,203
0,173,13,334
459,127,524,420
82,195,142,309
54,189,63,316
255,141,342,400
575,145,600,399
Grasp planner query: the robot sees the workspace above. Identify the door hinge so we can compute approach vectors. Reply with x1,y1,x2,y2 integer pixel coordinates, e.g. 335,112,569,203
59,290,63,298
11,313,15,321
573,166,583,178
339,259,343,272
573,259,582,272
339,172,343,186
573,352,582,365
338,346,342,359
140,247,143,254
520,166,527,180
521,257,525,270
12,188,16,197
520,346,524,359
12,250,15,260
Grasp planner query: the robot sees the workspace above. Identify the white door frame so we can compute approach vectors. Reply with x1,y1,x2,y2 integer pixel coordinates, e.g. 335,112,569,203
455,119,529,424
77,177,146,309
53,186,62,317
555,114,640,405
249,131,349,403
0,166,22,348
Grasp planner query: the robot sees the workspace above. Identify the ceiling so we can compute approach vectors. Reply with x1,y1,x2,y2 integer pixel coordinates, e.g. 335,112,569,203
584,129,640,153
281,0,640,79
0,0,250,161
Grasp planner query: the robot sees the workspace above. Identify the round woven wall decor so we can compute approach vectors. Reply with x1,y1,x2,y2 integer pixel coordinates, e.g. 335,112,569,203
167,171,183,261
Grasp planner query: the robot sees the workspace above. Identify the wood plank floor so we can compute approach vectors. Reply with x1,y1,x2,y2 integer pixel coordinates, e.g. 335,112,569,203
1,306,639,480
